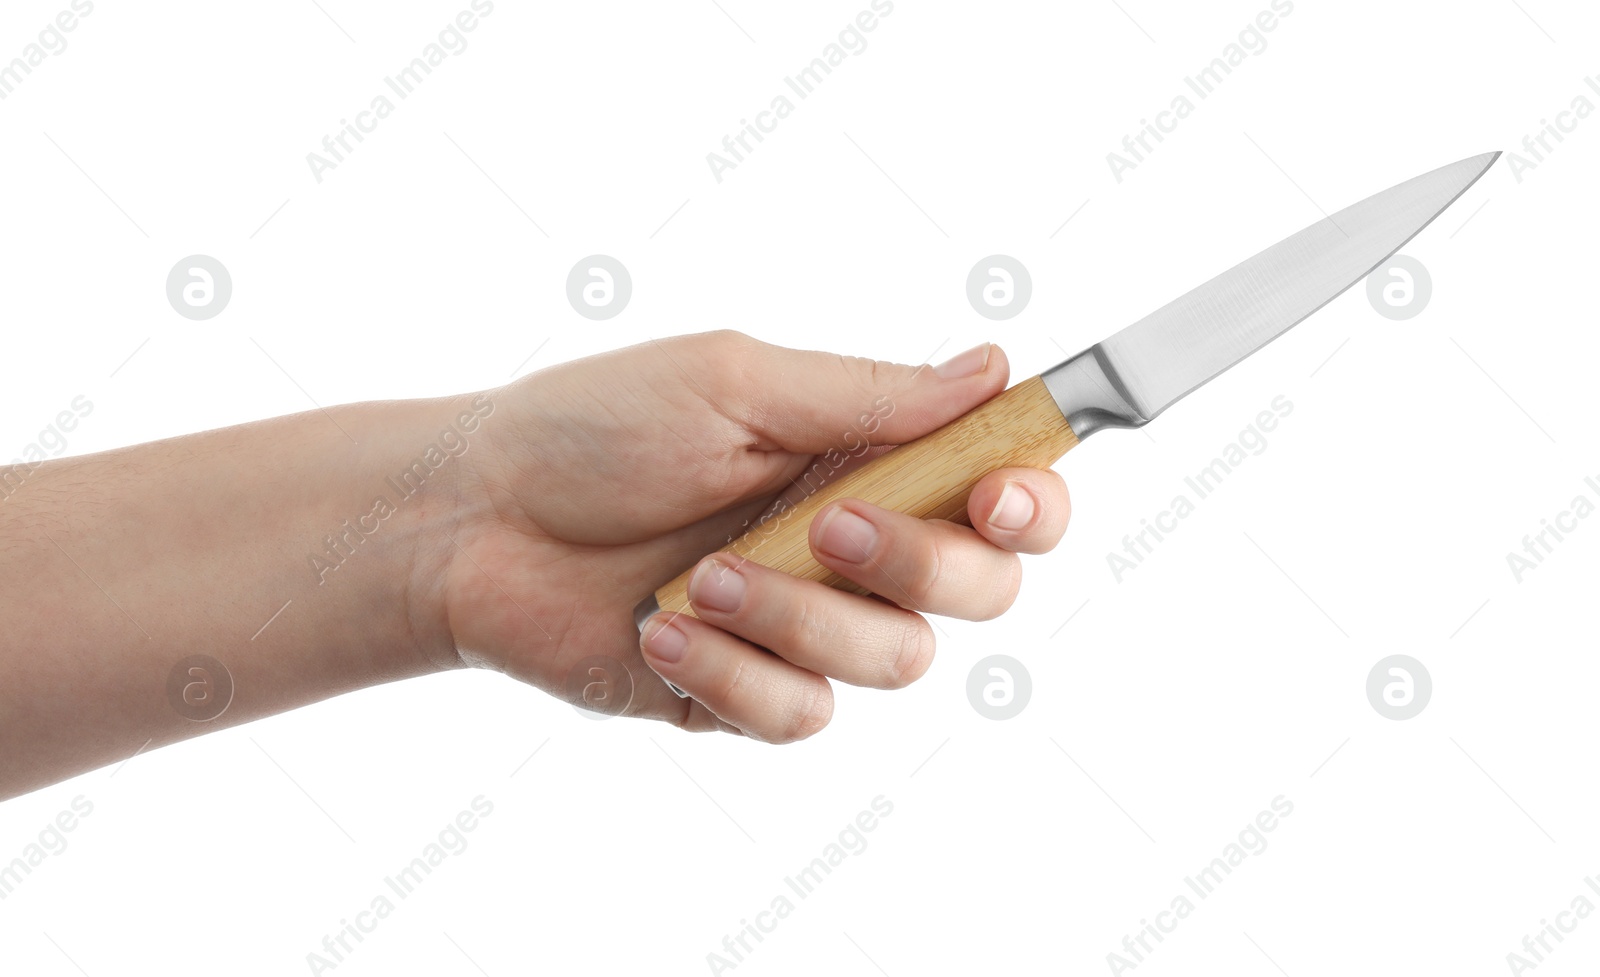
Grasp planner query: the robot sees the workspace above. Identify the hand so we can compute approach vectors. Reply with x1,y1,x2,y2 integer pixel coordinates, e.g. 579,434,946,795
0,330,1072,796
447,331,1071,742
443,332,1070,742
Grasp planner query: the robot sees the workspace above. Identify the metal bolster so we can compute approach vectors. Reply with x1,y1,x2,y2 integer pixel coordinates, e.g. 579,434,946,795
632,594,661,632
1040,346,1150,440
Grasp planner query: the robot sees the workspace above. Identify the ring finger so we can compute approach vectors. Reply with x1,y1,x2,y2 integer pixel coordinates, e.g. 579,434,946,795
684,556,936,690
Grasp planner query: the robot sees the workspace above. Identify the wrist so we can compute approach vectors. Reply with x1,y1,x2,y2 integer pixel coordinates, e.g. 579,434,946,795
354,391,503,674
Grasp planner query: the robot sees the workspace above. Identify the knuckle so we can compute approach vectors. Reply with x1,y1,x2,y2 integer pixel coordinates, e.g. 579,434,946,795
882,616,936,689
696,330,755,382
790,591,820,647
836,353,908,399
976,555,1023,621
703,331,775,427
778,681,834,744
714,655,752,706
671,699,744,736
896,530,945,610
669,696,711,733
864,355,894,391
701,328,753,352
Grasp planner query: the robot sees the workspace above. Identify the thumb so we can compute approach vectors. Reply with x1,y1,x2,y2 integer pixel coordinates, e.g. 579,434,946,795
698,332,1010,452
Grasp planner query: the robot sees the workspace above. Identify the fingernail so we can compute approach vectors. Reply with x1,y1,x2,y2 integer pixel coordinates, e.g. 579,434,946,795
933,343,990,379
689,558,745,614
640,615,688,664
816,507,878,563
986,481,1035,532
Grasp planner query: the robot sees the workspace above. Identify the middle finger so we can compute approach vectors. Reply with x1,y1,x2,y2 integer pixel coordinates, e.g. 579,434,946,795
808,501,1023,620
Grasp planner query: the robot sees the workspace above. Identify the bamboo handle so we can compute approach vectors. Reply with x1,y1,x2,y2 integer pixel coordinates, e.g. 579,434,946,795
651,375,1080,619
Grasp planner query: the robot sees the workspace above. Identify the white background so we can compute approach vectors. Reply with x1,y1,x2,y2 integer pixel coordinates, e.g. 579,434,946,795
1,1,1597,974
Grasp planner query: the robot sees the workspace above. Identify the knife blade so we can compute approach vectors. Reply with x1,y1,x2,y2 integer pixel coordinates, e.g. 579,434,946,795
636,152,1500,673
1045,152,1500,437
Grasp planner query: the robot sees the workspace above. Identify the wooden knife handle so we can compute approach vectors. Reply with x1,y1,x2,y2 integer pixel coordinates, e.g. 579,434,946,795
650,375,1081,619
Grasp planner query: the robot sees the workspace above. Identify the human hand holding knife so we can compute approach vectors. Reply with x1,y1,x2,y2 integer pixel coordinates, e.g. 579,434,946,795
638,152,1501,696
1,154,1499,791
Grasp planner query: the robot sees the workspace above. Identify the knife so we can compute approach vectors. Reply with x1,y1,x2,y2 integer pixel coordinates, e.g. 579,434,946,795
635,151,1500,685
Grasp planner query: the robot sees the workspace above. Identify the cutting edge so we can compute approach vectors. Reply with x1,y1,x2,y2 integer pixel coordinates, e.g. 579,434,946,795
1043,151,1501,439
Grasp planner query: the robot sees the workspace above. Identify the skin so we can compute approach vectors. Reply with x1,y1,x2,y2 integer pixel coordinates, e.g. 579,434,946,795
0,331,1070,800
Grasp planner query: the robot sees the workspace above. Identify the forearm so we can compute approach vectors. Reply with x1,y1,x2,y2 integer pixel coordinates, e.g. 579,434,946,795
0,331,1063,790
0,394,488,799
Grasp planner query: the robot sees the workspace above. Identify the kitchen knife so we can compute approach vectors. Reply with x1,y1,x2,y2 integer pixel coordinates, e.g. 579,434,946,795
635,152,1500,680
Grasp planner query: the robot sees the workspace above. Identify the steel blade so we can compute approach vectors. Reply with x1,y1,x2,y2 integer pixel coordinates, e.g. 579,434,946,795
1044,152,1499,437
